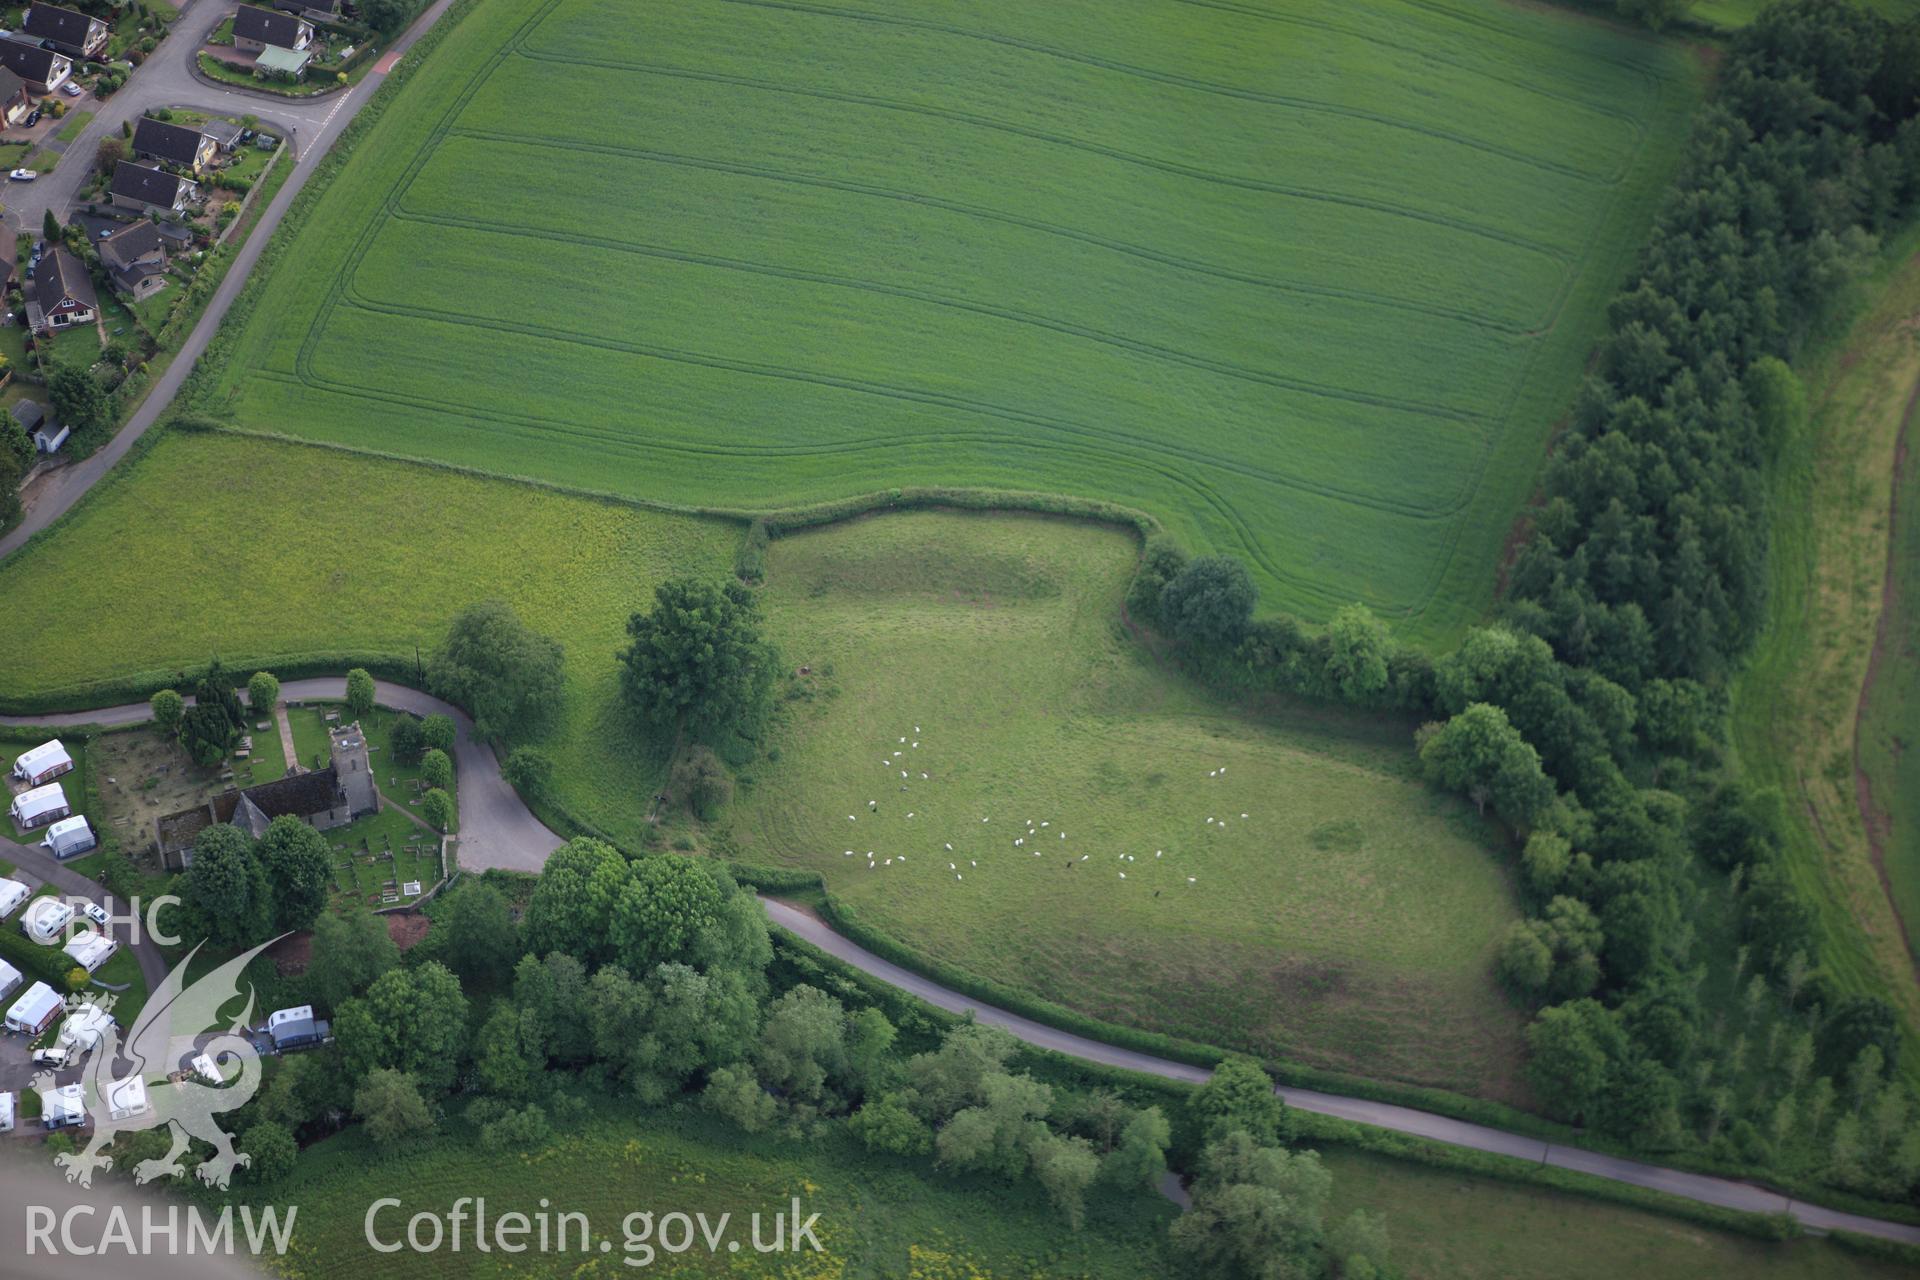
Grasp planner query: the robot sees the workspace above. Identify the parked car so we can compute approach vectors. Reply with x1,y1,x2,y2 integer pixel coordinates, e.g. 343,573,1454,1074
24,108,41,126
59,82,81,98
31,1046,69,1068
8,169,36,181
82,903,108,928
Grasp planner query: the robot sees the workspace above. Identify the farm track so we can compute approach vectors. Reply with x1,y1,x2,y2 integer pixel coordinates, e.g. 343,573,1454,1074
7,683,1920,1244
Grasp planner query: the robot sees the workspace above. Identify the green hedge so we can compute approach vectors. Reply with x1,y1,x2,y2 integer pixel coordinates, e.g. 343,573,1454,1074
1827,1230,1920,1269
0,919,81,990
0,651,418,716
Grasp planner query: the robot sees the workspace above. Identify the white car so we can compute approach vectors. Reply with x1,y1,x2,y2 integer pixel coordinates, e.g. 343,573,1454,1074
7,169,35,181
59,82,81,98
81,903,108,929
31,1047,69,1069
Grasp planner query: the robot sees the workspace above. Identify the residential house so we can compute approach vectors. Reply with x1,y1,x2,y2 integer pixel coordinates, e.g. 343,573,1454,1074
132,115,217,174
21,3,108,59
254,43,310,78
0,66,30,125
11,738,73,786
110,159,197,217
273,0,340,15
0,37,70,94
232,4,312,54
12,400,65,454
155,721,380,869
200,117,245,152
99,219,169,300
28,246,96,336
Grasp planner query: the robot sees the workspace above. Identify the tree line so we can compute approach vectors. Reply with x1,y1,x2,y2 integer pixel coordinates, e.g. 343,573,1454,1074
1129,0,1920,1204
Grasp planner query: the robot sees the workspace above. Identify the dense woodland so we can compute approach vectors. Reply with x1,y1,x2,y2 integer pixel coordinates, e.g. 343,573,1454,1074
1134,0,1920,1204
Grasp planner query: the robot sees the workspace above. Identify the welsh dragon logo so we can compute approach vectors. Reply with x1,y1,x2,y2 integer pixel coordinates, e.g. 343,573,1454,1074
39,938,282,1191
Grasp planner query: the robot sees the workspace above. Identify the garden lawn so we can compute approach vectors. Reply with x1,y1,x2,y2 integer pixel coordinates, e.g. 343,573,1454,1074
718,512,1527,1101
198,0,1702,646
54,111,92,144
1321,1147,1915,1280
0,430,738,844
235,1105,1175,1278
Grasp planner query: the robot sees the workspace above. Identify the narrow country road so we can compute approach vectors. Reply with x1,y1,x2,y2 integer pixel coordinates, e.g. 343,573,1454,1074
5,689,1920,1243
0,0,460,561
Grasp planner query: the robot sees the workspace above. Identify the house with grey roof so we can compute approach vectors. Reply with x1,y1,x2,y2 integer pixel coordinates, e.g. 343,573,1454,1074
21,3,108,59
110,159,197,217
99,218,170,300
133,116,217,174
0,37,70,94
233,4,312,54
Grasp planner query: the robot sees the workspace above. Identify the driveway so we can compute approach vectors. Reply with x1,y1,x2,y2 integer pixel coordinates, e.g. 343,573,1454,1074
0,0,459,561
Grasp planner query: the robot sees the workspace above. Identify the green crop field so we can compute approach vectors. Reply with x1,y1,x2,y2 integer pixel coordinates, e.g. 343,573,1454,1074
719,512,1526,1100
199,0,1700,645
1321,1149,1912,1280
0,432,737,840
239,1104,1175,1278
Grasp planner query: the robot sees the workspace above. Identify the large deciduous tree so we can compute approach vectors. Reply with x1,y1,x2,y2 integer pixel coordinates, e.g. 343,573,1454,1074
618,578,778,741
1158,555,1256,647
427,600,565,741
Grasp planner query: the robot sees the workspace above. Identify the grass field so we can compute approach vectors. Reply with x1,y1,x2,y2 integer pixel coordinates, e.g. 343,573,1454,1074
0,435,1526,1097
0,431,737,843
719,512,1526,1100
1731,241,1920,1074
240,1106,1176,1278
199,0,1700,645
1320,1148,1912,1280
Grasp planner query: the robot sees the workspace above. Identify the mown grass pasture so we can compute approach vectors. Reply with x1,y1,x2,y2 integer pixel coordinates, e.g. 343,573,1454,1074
239,1106,1177,1278
202,0,1700,644
719,512,1526,1100
0,432,737,842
